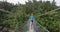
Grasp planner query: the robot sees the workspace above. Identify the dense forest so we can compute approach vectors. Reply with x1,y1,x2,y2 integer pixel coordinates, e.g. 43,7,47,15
0,0,60,32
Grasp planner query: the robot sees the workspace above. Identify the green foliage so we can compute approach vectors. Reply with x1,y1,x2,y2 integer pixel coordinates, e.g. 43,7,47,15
0,0,60,32
0,1,15,11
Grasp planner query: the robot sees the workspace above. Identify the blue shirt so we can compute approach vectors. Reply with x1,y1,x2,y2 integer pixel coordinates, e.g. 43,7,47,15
29,16,35,22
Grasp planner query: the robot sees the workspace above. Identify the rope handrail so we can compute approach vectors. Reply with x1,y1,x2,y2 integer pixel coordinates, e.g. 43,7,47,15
0,9,12,13
39,8,60,17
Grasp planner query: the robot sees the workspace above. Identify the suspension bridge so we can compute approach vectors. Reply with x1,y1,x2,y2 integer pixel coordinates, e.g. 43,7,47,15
20,15,49,32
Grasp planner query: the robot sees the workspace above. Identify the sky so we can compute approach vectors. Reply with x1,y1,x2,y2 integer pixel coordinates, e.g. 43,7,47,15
0,0,60,6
